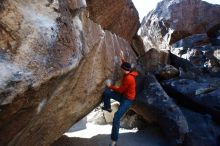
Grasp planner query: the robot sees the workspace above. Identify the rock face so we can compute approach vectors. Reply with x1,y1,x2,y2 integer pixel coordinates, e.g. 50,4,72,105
138,0,220,78
139,0,220,50
133,73,189,146
86,0,140,42
137,0,220,145
181,108,220,146
138,48,170,72
156,64,179,80
171,35,220,75
162,78,220,121
1,0,220,146
131,34,146,56
207,23,220,46
0,0,137,145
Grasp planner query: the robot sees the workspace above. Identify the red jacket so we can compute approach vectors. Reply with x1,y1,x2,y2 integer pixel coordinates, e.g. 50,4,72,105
109,71,138,101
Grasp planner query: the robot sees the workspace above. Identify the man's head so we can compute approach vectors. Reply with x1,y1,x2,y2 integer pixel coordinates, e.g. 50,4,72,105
121,62,131,74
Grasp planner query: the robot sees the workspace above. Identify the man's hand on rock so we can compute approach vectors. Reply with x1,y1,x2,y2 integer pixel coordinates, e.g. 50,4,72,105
106,79,112,87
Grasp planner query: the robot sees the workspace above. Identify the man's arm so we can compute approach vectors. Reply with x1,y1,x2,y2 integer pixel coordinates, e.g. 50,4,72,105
109,82,129,94
108,76,133,94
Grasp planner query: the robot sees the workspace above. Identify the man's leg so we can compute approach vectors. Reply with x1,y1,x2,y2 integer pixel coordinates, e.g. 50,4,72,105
102,88,122,110
111,99,133,142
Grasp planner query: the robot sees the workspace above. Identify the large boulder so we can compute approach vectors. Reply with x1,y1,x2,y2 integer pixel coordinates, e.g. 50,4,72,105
155,64,179,80
133,73,189,146
138,48,170,72
162,78,220,121
0,0,137,145
86,0,140,42
171,34,211,48
171,34,220,75
181,108,220,146
139,0,220,50
131,34,146,57
207,24,220,46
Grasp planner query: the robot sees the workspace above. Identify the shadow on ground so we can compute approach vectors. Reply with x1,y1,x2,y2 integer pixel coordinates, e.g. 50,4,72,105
52,127,169,146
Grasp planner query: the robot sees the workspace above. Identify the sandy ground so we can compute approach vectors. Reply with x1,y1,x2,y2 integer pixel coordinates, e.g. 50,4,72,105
52,123,169,146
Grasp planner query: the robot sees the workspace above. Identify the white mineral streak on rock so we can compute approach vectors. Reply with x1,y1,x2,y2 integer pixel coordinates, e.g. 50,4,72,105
20,6,58,47
37,98,47,114
0,61,32,105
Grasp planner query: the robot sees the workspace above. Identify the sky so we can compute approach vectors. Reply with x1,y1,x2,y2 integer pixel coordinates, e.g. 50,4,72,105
132,0,220,21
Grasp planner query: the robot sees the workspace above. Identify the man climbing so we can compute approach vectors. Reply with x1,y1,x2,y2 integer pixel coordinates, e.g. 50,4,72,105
101,51,138,146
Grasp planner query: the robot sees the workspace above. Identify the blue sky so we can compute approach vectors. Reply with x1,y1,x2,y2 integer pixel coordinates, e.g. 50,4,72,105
132,0,220,21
